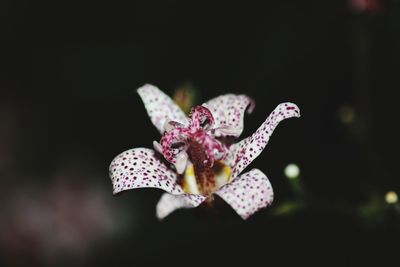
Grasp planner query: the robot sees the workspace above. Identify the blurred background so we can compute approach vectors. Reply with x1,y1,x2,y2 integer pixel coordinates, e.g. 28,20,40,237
1,0,400,266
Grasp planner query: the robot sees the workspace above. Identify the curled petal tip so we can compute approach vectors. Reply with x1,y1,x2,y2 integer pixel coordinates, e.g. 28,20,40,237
137,83,155,93
227,102,300,178
280,102,301,118
246,97,256,114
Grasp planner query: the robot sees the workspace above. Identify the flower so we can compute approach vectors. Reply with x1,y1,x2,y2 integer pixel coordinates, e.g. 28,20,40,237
349,0,381,14
109,84,300,219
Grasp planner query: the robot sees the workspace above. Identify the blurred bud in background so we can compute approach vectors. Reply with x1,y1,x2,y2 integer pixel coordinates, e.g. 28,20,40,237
338,105,356,124
173,82,198,114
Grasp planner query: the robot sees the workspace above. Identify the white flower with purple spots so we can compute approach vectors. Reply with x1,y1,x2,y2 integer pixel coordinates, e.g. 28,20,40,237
109,84,300,219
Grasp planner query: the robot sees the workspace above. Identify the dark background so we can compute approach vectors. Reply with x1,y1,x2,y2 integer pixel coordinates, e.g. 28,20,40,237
1,1,400,266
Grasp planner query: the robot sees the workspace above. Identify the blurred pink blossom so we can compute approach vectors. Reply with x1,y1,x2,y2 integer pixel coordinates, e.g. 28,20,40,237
349,0,382,13
0,176,128,266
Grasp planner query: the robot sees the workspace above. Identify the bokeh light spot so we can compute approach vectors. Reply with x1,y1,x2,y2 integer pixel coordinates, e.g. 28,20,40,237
284,164,300,179
385,191,398,204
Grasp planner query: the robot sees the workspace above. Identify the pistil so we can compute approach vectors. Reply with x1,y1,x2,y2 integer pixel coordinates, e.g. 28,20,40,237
187,141,216,196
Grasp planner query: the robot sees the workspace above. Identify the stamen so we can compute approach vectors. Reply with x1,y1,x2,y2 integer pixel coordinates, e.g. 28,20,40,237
163,120,185,133
163,120,175,132
213,149,224,160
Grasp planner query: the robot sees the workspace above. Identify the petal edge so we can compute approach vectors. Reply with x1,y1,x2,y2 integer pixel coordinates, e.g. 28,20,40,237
204,94,255,138
227,102,300,178
156,193,207,219
214,169,273,220
137,84,189,134
109,148,184,195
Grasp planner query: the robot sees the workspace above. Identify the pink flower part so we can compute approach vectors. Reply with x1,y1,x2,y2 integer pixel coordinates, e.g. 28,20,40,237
215,169,273,219
110,148,185,195
156,193,206,219
188,105,215,130
350,0,381,13
227,102,300,179
160,127,190,164
138,84,188,134
203,94,255,137
190,130,226,165
160,105,226,168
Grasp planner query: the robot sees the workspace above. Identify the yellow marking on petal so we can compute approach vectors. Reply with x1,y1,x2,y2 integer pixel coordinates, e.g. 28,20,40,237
182,164,200,194
223,164,232,182
214,161,231,190
182,161,232,195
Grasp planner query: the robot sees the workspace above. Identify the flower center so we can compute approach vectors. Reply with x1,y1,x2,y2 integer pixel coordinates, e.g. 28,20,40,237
182,160,231,196
159,105,231,196
183,140,231,196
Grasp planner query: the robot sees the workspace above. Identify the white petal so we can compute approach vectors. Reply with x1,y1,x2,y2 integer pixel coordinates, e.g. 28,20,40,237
152,141,163,154
174,151,188,175
109,148,185,195
156,193,206,219
214,169,273,220
227,102,300,179
215,125,243,137
137,84,188,134
203,94,254,137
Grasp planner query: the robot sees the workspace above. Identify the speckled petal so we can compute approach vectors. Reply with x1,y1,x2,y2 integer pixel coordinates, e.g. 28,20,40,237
214,169,273,220
204,94,255,137
228,102,300,178
109,148,185,195
156,193,207,219
137,84,189,134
